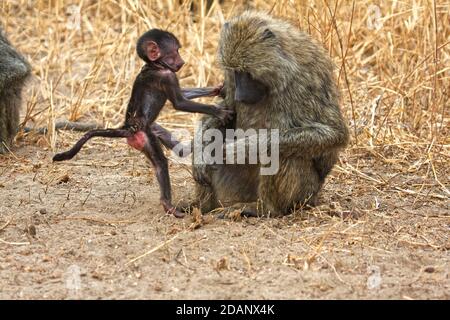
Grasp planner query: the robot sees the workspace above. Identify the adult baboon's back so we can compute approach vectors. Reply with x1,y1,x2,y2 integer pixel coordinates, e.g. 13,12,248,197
192,11,349,216
0,26,31,153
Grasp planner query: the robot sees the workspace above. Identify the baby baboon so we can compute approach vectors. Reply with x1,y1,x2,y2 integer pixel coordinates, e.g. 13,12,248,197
0,27,31,153
191,11,349,217
53,29,230,218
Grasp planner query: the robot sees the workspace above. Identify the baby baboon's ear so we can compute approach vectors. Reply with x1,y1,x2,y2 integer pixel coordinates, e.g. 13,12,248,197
145,40,161,61
261,28,275,40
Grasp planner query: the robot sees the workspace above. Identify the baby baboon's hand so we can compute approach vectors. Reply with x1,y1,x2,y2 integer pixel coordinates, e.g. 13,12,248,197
211,83,225,97
214,105,234,124
193,164,212,186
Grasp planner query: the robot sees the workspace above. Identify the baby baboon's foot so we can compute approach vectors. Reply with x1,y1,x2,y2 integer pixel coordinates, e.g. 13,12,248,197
161,200,185,218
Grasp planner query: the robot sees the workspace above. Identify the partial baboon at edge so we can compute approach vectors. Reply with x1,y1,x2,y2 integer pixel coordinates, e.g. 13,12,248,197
191,11,350,217
0,26,31,154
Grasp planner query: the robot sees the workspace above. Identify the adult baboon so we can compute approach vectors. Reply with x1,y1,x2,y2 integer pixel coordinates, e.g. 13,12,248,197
191,11,349,217
0,26,31,153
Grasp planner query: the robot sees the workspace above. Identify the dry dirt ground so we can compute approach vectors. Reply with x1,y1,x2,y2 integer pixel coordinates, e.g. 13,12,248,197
0,136,448,299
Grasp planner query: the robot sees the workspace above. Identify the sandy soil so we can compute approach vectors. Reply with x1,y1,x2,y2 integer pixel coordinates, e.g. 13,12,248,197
0,137,448,300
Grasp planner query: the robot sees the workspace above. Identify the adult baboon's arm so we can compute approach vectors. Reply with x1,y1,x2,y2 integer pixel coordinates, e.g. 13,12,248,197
278,121,349,158
222,120,349,162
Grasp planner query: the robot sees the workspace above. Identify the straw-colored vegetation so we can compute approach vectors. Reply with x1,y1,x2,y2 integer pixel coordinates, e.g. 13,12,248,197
0,0,448,299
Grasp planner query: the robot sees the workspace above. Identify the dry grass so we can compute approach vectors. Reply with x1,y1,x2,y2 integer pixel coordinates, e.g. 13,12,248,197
3,0,448,179
1,0,446,145
0,0,449,299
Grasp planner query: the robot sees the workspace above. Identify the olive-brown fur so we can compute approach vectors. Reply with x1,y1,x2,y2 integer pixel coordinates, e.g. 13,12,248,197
0,27,31,153
192,11,349,217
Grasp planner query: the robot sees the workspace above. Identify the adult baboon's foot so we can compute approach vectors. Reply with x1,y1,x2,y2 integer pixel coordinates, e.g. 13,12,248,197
176,199,197,214
214,202,266,219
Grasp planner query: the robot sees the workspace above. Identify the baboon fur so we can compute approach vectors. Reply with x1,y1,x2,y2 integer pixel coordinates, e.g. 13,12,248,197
193,11,349,216
0,26,31,153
